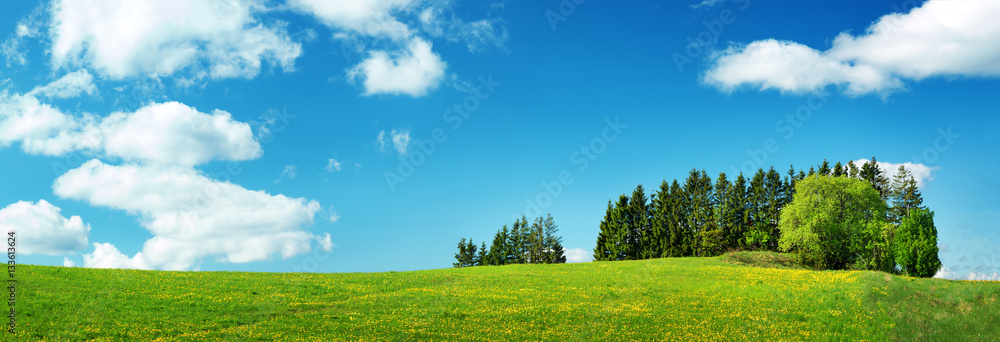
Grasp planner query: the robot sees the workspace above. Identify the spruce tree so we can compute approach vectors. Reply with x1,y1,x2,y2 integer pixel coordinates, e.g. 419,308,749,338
627,184,650,259
818,159,831,176
729,174,748,250
763,167,784,250
746,169,767,250
667,180,687,257
847,160,859,178
476,241,487,266
594,201,614,261
707,172,730,256
833,161,844,177
453,238,478,268
684,169,713,256
488,226,510,265
647,181,671,259
541,214,566,263
889,166,925,224
860,157,890,201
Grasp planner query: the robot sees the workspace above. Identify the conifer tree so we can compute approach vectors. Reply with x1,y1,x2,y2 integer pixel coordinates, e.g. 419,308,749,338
833,161,844,177
477,241,487,266
540,214,566,263
860,157,890,201
729,173,748,250
763,167,784,250
684,169,714,256
488,226,510,265
609,194,631,260
594,201,615,261
627,184,650,259
667,180,687,257
647,181,671,259
706,172,730,255
453,238,478,268
847,160,859,178
818,159,831,176
889,166,925,224
746,169,767,250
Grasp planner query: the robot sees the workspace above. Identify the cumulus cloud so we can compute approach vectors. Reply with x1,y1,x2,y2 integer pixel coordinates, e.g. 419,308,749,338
853,159,938,188
0,199,90,255
564,248,593,263
348,37,446,97
390,129,411,155
49,0,301,80
704,0,1000,96
83,242,149,269
63,257,76,267
27,69,97,99
288,0,414,40
55,160,324,270
0,91,261,165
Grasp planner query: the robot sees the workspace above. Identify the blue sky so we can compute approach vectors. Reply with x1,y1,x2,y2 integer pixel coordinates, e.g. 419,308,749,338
1,0,997,279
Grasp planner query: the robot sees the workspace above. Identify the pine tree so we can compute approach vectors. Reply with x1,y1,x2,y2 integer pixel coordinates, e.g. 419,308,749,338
626,184,650,259
684,169,714,256
476,241,487,266
833,161,844,177
746,169,767,250
488,226,510,265
860,157,890,201
667,180,687,257
889,166,925,224
453,238,478,268
594,201,614,261
847,160,859,178
540,214,566,263
729,173,748,250
529,216,546,263
706,172,730,256
763,167,783,251
818,159,831,176
647,180,671,259
807,166,816,176
609,194,631,260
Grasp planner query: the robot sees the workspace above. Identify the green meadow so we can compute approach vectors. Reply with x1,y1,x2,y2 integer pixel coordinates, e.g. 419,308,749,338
18,253,1000,341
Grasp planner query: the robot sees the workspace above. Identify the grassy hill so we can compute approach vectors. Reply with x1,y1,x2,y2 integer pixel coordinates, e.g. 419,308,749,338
18,253,1000,341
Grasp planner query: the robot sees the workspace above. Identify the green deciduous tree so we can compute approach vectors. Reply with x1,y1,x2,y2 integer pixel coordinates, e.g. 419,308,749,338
778,175,890,270
895,209,941,278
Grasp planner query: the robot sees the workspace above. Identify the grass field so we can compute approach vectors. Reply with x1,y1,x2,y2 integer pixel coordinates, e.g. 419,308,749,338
17,253,1000,341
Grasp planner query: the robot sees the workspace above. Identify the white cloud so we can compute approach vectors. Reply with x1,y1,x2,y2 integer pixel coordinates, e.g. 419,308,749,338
83,242,149,269
348,37,446,97
27,70,97,99
691,0,726,9
100,102,262,165
288,0,415,40
276,165,298,183
49,0,301,80
564,248,593,263
63,257,76,267
376,130,387,151
325,158,343,172
418,7,508,53
0,93,96,156
0,93,261,165
704,39,904,96
54,160,324,270
965,271,1000,281
853,159,938,188
390,129,411,155
0,200,90,255
318,233,334,251
704,0,1000,96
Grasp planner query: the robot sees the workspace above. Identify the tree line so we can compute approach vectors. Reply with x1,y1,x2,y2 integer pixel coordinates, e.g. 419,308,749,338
454,214,567,268
593,157,940,277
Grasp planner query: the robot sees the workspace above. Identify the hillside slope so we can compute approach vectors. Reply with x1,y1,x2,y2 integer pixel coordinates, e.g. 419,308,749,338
17,255,1000,341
